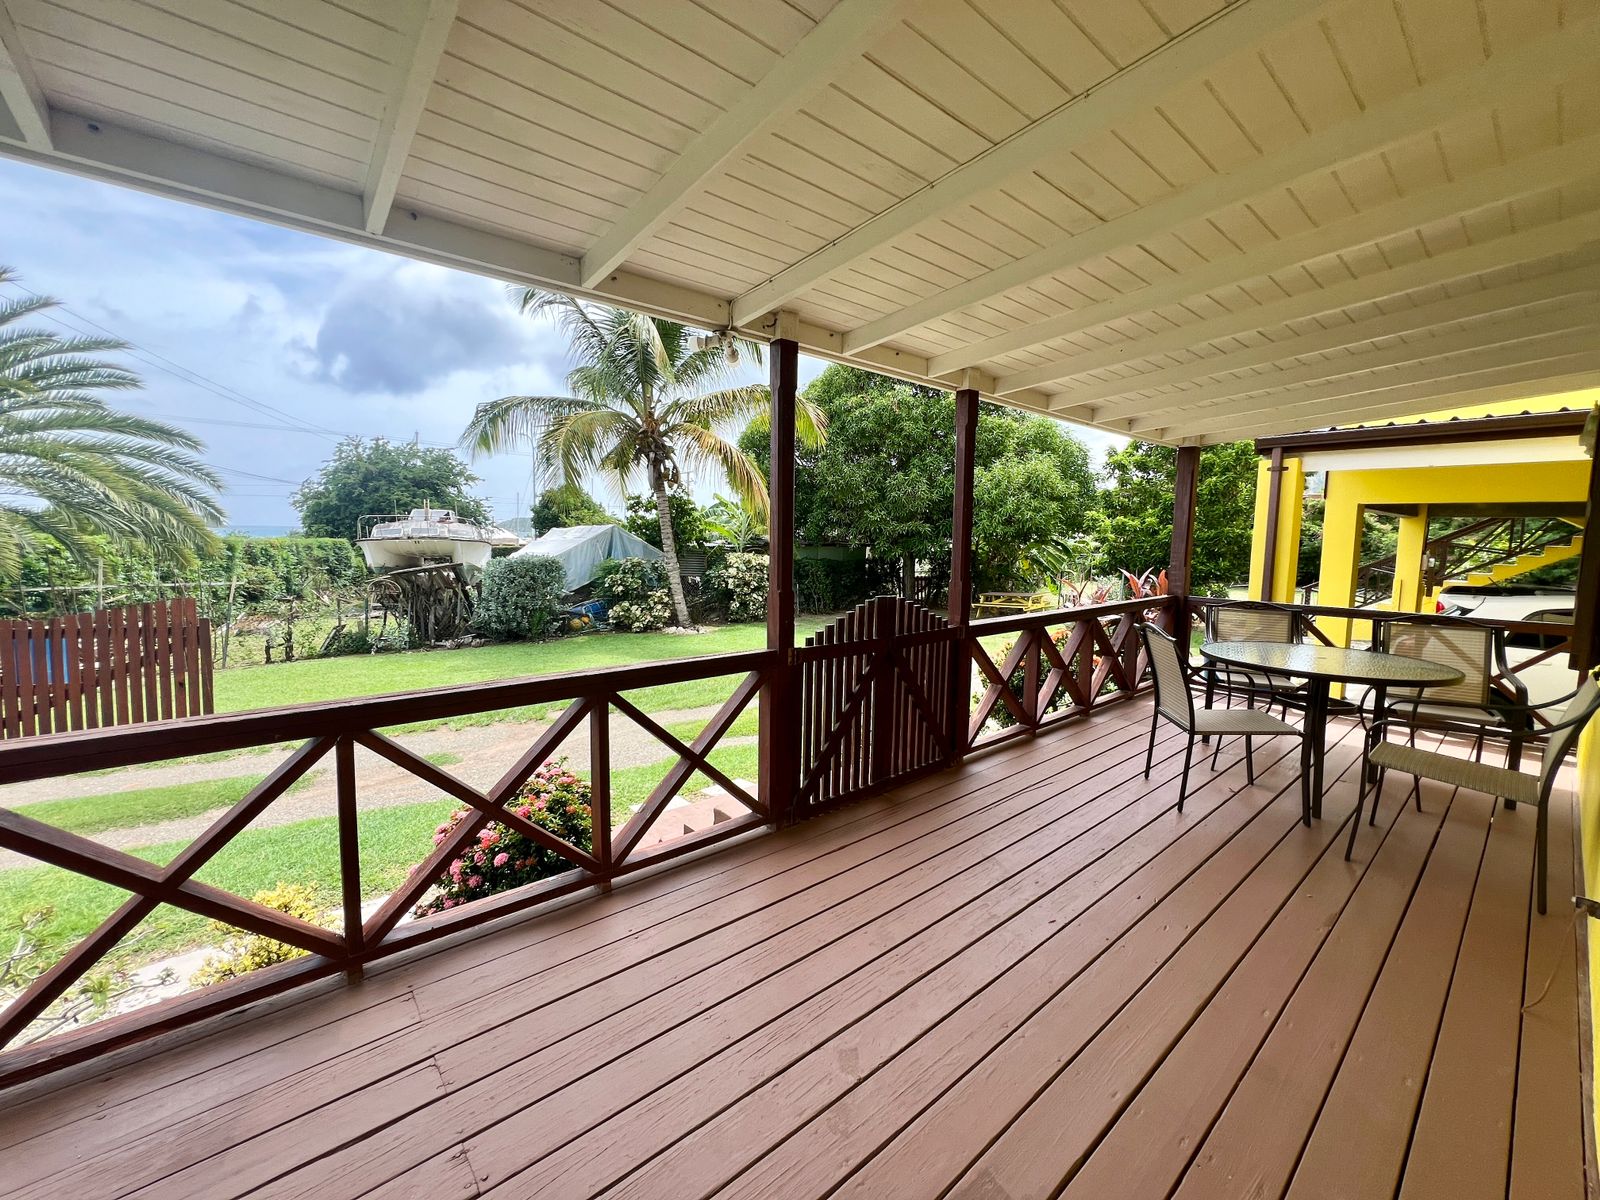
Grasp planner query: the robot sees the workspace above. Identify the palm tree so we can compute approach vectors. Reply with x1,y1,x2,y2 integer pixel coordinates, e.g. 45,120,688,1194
0,268,224,581
462,291,824,627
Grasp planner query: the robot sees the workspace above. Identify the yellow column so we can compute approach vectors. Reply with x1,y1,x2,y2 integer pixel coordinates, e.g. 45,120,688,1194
1390,506,1429,612
1317,471,1363,647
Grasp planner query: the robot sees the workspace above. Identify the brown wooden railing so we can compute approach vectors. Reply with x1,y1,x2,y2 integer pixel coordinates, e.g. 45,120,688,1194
0,648,772,1087
0,594,1174,1086
1,599,213,738
965,595,1174,752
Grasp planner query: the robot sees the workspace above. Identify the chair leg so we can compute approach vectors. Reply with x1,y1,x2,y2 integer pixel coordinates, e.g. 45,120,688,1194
1178,738,1193,814
1346,768,1369,860
1144,707,1158,779
1368,768,1388,826
1245,735,1255,784
1202,674,1215,744
1409,776,1422,812
1211,734,1223,769
1536,800,1549,916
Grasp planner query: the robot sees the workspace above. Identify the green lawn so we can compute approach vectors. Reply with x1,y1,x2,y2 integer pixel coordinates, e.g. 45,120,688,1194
17,772,318,838
213,621,827,717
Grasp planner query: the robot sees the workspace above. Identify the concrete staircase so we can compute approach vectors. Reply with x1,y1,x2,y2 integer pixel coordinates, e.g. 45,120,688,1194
1451,532,1583,588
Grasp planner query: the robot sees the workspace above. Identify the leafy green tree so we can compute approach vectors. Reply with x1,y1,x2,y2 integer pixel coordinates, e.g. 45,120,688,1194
1090,440,1258,591
742,365,1095,593
461,291,823,627
624,491,706,555
530,483,613,535
0,268,223,581
292,437,488,541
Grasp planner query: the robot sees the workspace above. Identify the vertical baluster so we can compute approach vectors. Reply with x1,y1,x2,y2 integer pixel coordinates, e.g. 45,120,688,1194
591,698,612,881
335,735,363,981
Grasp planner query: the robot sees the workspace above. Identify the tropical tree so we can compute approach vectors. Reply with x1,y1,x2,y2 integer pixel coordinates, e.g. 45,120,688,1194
0,268,223,581
461,291,823,627
292,436,488,541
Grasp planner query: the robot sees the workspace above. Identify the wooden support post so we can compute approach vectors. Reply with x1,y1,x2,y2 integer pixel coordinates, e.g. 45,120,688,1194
761,326,800,825
947,387,979,760
1170,444,1201,637
1260,447,1284,601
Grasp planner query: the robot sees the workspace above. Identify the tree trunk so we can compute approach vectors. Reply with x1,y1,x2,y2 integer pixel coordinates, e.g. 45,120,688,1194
651,472,694,628
902,554,916,600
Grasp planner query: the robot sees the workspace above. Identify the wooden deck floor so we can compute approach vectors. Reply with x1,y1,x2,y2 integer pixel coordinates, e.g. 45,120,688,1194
0,701,1589,1199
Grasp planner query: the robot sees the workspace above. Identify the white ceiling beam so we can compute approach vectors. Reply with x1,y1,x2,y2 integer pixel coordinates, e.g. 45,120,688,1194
727,0,1327,328
1024,206,1600,406
936,131,1600,379
1165,334,1600,437
0,1,49,148
362,0,457,235
1052,268,1600,415
579,0,915,291
1112,302,1600,428
842,15,1599,357
1194,365,1600,442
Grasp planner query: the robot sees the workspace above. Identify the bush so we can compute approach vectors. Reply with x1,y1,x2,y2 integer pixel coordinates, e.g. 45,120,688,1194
795,558,872,613
414,760,593,916
318,625,372,657
703,552,768,622
597,557,673,631
476,554,567,639
190,884,323,986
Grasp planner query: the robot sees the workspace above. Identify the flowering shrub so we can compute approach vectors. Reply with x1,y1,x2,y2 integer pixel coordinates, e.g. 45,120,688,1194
414,759,593,916
191,884,323,986
477,554,567,639
988,627,1083,730
704,552,768,622
598,557,672,631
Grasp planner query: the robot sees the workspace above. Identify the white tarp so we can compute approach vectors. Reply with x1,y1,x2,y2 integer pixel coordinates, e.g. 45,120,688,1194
510,524,663,592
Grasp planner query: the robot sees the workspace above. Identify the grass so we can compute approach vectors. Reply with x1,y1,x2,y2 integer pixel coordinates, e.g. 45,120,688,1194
214,620,828,717
1,742,761,970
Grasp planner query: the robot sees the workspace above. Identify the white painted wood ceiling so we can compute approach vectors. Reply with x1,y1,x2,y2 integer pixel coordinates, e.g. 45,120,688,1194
1,0,1597,443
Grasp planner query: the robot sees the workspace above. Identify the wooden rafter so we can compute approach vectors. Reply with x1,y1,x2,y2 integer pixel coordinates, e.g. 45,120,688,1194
1027,208,1600,408
933,131,1600,379
1066,268,1600,419
841,15,1599,357
361,0,458,235
727,0,1326,328
580,0,914,289
0,0,47,148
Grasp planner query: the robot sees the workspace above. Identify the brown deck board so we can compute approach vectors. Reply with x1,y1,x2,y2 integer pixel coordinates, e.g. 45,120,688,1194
0,700,1586,1200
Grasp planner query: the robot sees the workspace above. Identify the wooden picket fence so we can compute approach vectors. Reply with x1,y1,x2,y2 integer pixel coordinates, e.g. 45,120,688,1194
0,599,213,738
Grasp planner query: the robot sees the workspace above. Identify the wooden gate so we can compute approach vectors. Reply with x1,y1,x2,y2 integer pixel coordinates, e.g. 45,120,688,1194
0,599,214,738
794,596,958,817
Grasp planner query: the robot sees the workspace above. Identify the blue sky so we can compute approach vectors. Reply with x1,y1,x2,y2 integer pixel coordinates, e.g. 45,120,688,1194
1,155,1116,531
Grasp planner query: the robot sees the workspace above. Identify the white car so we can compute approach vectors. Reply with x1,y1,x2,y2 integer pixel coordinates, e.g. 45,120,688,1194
1436,584,1575,645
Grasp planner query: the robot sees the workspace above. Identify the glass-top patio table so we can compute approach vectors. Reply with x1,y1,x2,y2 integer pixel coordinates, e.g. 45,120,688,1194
1200,641,1465,820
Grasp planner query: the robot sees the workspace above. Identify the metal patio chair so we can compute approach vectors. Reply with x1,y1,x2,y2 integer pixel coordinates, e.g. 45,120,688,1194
1350,671,1600,912
1139,623,1311,822
1201,600,1310,720
1373,616,1530,767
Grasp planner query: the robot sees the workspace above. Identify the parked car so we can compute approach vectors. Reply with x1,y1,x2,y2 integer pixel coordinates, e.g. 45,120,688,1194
1436,584,1575,647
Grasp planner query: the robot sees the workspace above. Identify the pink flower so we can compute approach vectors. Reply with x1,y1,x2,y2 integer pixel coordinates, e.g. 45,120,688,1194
479,829,499,846
493,852,509,867
449,862,463,881
517,805,532,820
442,898,456,909
467,875,483,889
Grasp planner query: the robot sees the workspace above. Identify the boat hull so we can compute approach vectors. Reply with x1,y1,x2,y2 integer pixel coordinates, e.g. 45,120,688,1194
358,537,492,571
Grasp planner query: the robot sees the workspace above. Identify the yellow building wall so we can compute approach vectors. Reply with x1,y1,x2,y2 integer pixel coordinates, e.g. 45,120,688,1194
1583,724,1600,1155
1311,458,1593,644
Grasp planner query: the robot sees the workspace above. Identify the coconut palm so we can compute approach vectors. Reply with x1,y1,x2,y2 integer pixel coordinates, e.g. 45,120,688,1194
0,268,224,581
462,291,824,627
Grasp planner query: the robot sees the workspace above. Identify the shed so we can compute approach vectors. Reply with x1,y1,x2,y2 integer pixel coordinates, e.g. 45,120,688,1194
511,524,663,592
